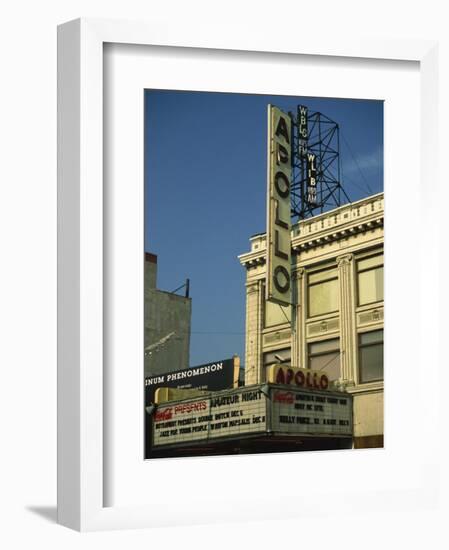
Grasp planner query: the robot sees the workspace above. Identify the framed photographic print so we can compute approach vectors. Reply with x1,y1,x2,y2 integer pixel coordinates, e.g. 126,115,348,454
142,89,383,462
58,18,441,531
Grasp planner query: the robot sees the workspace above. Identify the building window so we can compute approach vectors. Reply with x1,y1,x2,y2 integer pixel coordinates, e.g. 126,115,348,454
358,329,383,383
263,348,291,367
264,300,291,328
307,268,339,317
308,338,341,381
357,254,383,306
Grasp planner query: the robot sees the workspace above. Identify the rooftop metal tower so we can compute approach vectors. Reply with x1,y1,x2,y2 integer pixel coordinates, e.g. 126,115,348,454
289,105,350,221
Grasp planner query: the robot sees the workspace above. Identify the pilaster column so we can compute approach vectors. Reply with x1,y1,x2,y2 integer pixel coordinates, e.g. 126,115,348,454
291,270,298,369
292,268,305,369
337,254,356,384
244,279,264,385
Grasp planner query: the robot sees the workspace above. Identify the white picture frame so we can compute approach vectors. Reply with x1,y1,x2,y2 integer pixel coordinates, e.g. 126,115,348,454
57,17,441,531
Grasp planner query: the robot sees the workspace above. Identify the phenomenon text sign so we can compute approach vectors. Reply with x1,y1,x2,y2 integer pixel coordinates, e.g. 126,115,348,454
145,358,238,405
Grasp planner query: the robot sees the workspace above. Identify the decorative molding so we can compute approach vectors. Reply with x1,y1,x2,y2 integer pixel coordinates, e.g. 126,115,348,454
246,283,260,294
337,253,354,267
240,255,266,268
357,307,384,326
307,317,340,336
332,378,355,392
263,329,292,346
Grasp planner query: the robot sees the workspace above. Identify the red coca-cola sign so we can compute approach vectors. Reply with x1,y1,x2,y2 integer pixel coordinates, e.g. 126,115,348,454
273,391,294,404
154,408,173,422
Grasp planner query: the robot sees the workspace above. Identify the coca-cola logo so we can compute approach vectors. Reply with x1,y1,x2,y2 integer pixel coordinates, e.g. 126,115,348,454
155,408,173,422
273,391,294,404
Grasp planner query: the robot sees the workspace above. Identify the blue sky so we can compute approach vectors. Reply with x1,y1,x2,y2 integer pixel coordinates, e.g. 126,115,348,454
145,90,383,367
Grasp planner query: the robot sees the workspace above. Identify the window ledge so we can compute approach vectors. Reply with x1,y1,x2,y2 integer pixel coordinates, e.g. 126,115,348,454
356,301,384,313
346,381,384,394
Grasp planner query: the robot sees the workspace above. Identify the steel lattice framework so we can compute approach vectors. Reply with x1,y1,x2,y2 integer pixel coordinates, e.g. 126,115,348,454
289,106,350,220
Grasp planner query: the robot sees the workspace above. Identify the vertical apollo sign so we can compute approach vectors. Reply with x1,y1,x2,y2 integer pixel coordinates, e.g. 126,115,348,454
266,105,292,306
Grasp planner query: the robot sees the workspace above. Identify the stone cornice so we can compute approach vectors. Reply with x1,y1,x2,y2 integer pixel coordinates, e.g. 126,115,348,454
291,216,383,254
238,193,384,268
238,250,266,267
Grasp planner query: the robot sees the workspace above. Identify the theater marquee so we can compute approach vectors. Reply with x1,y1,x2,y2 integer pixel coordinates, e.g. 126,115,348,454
152,387,267,447
271,388,352,437
152,384,353,447
266,105,292,306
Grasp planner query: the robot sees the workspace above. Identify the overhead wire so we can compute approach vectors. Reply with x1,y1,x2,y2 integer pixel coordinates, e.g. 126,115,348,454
340,131,375,195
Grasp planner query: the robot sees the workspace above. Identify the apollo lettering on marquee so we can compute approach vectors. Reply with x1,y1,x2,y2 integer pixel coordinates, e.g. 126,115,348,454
266,364,330,391
266,105,292,306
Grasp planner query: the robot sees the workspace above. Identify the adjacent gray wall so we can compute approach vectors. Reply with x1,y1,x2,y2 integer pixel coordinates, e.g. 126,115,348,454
144,254,191,378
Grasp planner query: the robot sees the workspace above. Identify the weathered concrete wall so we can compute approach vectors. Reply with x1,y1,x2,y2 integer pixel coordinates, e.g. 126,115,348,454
144,254,191,377
144,289,191,377
145,252,157,290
